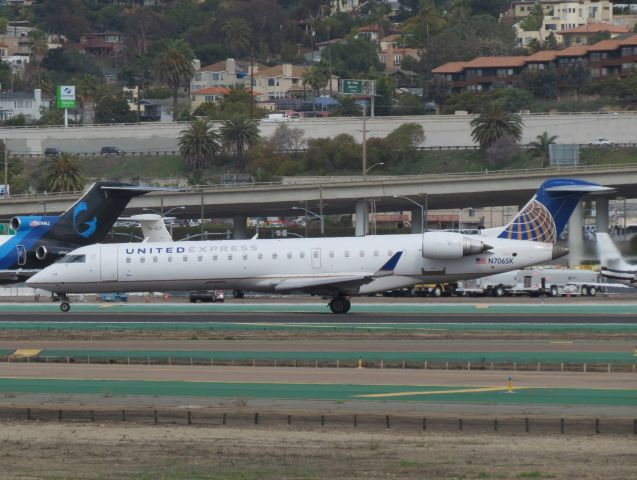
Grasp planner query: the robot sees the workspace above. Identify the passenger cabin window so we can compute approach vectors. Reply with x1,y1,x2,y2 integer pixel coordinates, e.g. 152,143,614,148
344,251,350,258
153,256,158,263
243,254,248,260
387,250,393,256
168,256,173,263
359,250,365,257
197,255,203,262
183,256,188,262
272,253,278,259
300,252,305,259
258,253,263,260
126,257,131,264
373,250,379,257
213,254,218,261
329,251,334,258
228,254,233,260
140,257,145,263
287,252,292,259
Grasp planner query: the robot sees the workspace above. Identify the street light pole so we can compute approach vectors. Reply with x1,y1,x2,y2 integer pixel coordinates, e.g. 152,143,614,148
394,195,424,233
361,103,367,176
3,141,7,198
292,206,324,236
365,162,384,174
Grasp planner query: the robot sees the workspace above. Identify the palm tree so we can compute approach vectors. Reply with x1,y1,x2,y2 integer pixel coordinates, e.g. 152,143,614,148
529,131,558,167
155,39,195,120
43,153,83,192
470,101,523,150
221,17,251,57
73,75,104,124
220,118,260,171
178,119,220,170
303,63,331,113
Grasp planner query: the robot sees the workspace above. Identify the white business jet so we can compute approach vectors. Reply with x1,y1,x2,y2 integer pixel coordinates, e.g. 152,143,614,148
596,232,637,286
27,178,609,313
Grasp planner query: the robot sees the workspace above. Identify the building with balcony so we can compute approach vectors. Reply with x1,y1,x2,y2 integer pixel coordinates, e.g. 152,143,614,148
432,33,637,92
189,58,249,93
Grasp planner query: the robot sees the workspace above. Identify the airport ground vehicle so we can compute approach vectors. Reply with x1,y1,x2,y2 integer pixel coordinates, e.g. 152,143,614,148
44,147,60,156
457,268,602,297
189,290,224,303
412,283,455,297
455,271,518,297
99,292,128,302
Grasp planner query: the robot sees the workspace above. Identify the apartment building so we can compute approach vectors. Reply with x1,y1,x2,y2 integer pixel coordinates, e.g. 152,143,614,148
512,0,614,45
432,34,637,92
189,58,249,93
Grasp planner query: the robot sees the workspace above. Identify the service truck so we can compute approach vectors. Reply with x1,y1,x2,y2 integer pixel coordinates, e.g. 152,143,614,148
456,268,603,297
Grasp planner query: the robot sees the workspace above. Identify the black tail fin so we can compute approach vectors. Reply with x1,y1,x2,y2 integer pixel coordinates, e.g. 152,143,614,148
43,181,163,246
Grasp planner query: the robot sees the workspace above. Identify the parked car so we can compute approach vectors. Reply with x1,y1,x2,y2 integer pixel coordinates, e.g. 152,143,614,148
100,146,125,155
589,138,613,146
99,292,128,302
44,147,60,156
189,289,224,303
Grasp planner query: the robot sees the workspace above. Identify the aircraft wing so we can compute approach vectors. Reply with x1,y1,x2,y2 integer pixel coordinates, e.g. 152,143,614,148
0,269,40,284
267,251,404,293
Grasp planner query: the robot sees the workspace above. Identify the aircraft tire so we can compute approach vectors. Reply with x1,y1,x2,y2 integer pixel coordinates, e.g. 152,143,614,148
329,297,350,314
60,302,70,313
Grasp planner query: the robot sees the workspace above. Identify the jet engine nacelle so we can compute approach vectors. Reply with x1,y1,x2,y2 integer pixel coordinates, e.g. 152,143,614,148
422,231,491,260
35,245,68,261
10,216,56,232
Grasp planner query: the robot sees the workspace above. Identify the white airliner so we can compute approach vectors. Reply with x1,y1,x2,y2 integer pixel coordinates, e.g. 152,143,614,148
27,178,609,313
596,232,637,286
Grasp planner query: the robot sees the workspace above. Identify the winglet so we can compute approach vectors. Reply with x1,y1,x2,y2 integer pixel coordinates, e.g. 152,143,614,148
375,251,403,277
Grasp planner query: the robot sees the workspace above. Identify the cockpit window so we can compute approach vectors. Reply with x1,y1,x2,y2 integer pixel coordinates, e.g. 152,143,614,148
60,254,86,264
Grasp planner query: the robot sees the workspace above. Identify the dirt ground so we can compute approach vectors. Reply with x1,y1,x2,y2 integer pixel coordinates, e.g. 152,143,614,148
0,421,635,480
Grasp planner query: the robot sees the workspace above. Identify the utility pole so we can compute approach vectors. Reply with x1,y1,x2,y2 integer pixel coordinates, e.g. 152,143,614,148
3,141,8,198
362,104,367,175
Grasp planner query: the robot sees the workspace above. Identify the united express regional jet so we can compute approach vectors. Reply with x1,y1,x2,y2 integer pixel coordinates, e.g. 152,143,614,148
0,181,166,283
28,178,609,313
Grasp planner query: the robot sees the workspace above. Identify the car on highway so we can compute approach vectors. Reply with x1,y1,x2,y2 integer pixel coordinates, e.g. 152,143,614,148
589,138,613,146
189,289,224,303
100,146,125,155
44,147,61,156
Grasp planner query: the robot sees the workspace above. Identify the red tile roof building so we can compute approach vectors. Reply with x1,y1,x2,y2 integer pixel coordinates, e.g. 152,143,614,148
432,34,637,92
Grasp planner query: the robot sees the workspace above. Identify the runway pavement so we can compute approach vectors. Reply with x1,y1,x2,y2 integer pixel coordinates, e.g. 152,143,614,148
2,301,637,324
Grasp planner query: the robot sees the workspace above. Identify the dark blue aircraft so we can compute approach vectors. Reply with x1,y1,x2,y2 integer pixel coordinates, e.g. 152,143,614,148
0,181,164,283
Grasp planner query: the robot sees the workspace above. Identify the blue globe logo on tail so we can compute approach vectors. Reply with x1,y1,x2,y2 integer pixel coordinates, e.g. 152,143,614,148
73,201,97,238
499,199,556,242
497,178,611,242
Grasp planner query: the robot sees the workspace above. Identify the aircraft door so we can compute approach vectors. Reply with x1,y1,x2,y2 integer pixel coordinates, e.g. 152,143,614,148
311,248,321,269
100,245,118,281
16,245,26,266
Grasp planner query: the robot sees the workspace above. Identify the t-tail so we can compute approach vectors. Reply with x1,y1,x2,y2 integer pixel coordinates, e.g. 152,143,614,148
596,232,636,283
8,181,169,264
492,178,612,243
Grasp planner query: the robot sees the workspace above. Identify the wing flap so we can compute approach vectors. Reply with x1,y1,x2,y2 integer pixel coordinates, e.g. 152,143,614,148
273,275,373,292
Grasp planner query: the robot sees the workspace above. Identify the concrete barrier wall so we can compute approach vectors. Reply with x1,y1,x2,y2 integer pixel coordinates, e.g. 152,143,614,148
0,113,635,154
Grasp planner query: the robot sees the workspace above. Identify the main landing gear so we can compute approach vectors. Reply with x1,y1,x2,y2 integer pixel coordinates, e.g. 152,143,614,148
52,293,71,312
328,296,351,314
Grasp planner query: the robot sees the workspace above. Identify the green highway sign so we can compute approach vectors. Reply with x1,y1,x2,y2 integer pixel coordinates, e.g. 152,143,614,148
341,79,364,94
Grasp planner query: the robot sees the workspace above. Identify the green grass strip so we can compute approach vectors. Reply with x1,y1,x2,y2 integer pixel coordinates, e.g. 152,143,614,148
0,378,634,406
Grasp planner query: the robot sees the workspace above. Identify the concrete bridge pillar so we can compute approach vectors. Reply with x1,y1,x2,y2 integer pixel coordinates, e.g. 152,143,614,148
232,215,247,239
595,196,610,234
410,206,423,234
355,200,369,236
567,200,584,267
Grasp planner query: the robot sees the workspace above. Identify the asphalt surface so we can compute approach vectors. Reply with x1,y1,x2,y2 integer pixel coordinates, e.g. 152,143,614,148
2,311,637,323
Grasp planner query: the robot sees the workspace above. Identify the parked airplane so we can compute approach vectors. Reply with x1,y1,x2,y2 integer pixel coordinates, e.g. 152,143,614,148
596,232,637,285
0,181,168,283
27,178,610,313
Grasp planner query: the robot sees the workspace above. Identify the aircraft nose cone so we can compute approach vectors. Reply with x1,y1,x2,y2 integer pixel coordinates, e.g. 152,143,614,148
552,245,569,260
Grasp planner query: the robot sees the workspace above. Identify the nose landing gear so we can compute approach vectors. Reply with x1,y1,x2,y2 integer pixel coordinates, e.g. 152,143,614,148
328,296,351,314
52,293,71,312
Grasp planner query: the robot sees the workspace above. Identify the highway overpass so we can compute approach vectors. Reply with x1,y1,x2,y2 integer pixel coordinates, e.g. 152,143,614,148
0,112,635,153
